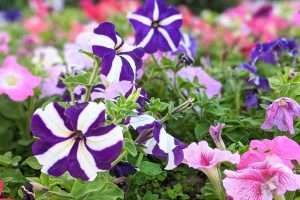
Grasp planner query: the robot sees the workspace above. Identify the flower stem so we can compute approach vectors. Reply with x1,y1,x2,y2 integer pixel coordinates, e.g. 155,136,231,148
84,58,100,102
273,194,286,200
204,167,225,200
161,97,194,122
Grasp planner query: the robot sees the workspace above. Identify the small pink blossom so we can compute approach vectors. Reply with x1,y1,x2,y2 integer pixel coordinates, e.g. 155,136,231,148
238,136,300,169
261,97,300,134
177,66,222,98
24,16,49,35
183,141,239,171
0,32,10,54
0,56,41,101
224,161,300,199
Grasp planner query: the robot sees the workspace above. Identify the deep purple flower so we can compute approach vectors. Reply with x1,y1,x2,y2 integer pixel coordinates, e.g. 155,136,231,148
91,22,144,83
110,162,137,177
128,0,183,53
245,90,259,110
261,97,300,134
252,4,273,18
251,38,299,65
129,114,185,170
209,123,226,150
31,102,124,181
248,74,270,91
2,9,21,22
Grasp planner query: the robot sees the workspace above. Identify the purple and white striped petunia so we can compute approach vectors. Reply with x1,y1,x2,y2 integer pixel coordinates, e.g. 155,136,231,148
128,0,183,53
177,33,197,62
129,114,185,170
91,22,144,84
31,102,123,181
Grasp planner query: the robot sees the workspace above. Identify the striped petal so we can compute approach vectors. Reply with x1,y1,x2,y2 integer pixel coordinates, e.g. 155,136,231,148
160,14,182,26
158,27,177,52
127,13,152,26
31,103,73,139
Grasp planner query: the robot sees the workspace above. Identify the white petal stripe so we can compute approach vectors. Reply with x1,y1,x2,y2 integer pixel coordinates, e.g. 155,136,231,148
129,114,156,129
35,103,73,138
120,54,137,80
86,126,123,151
106,55,123,83
77,141,100,181
127,13,152,26
77,102,105,134
144,138,157,155
153,0,159,21
90,34,115,49
160,14,182,26
165,152,176,170
36,138,75,173
158,127,176,153
138,28,154,48
158,27,177,52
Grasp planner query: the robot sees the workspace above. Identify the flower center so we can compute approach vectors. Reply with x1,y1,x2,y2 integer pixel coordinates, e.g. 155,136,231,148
73,130,84,140
151,20,160,28
5,75,18,86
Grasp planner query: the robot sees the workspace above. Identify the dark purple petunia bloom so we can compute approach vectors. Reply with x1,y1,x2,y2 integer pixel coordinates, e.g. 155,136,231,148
128,0,183,53
92,22,144,84
110,162,137,177
2,9,22,22
129,114,185,170
250,38,299,65
244,90,259,110
31,102,124,181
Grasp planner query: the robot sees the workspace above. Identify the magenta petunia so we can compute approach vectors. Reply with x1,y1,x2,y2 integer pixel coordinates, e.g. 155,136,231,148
0,56,41,101
261,97,300,134
224,161,300,199
0,32,10,54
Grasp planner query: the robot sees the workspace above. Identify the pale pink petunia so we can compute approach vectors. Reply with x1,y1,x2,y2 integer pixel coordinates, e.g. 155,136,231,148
0,56,41,101
183,141,239,171
224,161,300,200
24,16,49,35
261,97,300,134
177,66,222,98
0,32,10,54
238,136,300,169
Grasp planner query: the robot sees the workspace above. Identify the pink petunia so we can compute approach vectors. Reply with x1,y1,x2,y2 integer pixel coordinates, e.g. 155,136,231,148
24,16,49,35
261,97,300,134
177,66,222,98
0,32,10,54
183,141,239,171
238,136,300,169
224,161,300,199
0,56,41,101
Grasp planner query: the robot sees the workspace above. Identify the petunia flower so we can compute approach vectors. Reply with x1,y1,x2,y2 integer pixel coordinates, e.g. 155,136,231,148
32,46,63,68
0,32,10,54
176,33,197,62
128,0,183,53
91,22,144,84
261,97,300,134
209,123,226,150
0,56,41,101
183,141,240,172
238,136,300,170
129,114,185,170
176,66,222,98
223,162,300,200
183,141,239,200
31,102,124,181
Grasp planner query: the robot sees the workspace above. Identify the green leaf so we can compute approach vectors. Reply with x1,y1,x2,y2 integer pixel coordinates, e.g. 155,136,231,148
142,192,159,200
22,156,41,170
63,71,99,88
139,161,162,176
124,138,137,157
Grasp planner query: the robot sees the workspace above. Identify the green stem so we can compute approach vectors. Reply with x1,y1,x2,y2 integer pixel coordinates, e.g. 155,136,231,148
112,151,127,166
25,97,36,139
204,167,225,200
151,54,161,69
135,151,144,167
161,97,194,122
273,194,286,200
84,58,99,102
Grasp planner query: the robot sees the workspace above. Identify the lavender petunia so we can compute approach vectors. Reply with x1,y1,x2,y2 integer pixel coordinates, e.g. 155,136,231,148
31,102,124,181
129,114,185,170
261,97,300,134
91,22,144,84
128,0,183,53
